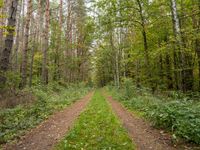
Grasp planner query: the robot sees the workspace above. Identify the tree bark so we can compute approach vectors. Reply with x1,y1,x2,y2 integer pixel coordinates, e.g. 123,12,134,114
20,0,32,88
0,0,18,88
42,0,50,84
37,0,43,50
170,0,186,91
29,37,36,87
13,1,22,72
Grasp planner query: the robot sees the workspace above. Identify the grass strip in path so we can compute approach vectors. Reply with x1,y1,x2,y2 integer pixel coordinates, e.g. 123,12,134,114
55,90,135,150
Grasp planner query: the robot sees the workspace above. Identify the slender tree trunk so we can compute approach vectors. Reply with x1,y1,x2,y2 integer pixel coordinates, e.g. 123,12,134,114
20,0,32,88
29,15,36,87
54,0,62,81
29,38,36,87
115,48,120,88
0,1,4,53
0,0,9,55
136,0,153,91
19,0,25,55
13,1,22,72
136,0,150,67
170,0,185,91
0,0,18,88
42,0,50,84
109,28,119,88
37,0,42,48
192,0,200,90
166,53,173,89
136,60,140,87
64,0,72,82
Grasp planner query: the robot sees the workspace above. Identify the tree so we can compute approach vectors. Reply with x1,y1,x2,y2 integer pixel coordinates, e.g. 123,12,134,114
20,0,32,88
0,0,19,88
42,0,50,84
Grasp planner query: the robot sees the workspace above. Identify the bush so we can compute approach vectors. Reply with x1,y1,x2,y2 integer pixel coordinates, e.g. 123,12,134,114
147,101,200,144
0,71,21,90
121,78,134,99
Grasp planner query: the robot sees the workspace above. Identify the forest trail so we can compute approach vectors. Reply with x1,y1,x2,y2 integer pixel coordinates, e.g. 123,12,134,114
3,92,93,150
106,95,176,150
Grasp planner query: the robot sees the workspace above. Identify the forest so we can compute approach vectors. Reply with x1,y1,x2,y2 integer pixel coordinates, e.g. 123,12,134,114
0,0,200,149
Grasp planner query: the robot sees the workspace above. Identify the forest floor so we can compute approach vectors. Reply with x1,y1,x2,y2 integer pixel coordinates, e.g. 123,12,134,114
2,90,198,150
3,92,93,150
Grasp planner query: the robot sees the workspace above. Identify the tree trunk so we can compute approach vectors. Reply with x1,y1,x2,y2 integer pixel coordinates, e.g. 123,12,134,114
179,1,193,91
19,0,25,57
166,54,173,89
20,0,32,88
29,16,36,87
115,48,120,88
136,0,152,90
0,0,18,88
13,1,22,72
0,1,4,53
29,42,35,87
55,0,62,81
65,0,72,82
192,0,200,90
170,0,186,91
37,0,43,50
42,0,50,84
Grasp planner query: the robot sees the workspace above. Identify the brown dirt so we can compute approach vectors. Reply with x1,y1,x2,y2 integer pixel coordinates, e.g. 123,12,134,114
3,92,93,150
106,95,177,150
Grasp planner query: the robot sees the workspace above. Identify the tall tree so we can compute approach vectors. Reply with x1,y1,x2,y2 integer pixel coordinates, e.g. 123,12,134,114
0,0,18,88
20,0,32,88
42,0,50,84
13,0,22,72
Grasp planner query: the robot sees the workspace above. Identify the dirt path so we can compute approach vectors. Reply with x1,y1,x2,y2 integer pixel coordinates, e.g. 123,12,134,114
106,95,176,150
3,92,93,150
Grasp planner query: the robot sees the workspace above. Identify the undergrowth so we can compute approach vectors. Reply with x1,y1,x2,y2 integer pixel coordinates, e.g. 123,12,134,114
0,82,90,145
55,90,135,150
106,78,200,145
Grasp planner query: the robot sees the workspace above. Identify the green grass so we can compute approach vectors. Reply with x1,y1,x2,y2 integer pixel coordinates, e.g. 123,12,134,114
107,85,200,145
55,90,135,150
0,83,90,145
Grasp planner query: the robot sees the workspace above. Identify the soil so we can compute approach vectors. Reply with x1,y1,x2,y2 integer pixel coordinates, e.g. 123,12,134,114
3,92,93,150
106,95,177,150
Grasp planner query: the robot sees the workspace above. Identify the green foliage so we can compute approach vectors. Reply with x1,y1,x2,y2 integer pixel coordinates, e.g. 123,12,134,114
93,0,200,92
121,78,134,99
0,83,90,144
147,101,200,144
0,0,3,8
107,85,200,144
4,71,21,90
55,90,135,150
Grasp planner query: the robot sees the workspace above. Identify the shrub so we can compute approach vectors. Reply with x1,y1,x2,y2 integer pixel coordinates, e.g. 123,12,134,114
147,101,200,144
121,78,134,99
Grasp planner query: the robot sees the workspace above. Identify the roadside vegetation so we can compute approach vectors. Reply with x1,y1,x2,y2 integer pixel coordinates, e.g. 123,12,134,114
55,90,135,150
0,83,90,145
106,78,200,145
